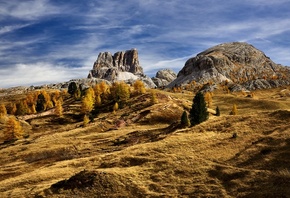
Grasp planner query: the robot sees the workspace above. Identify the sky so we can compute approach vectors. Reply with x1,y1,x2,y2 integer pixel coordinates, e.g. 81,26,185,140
1,0,290,88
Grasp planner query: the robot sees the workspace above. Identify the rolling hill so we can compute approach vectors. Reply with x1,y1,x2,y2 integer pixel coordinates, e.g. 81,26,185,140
1,86,290,197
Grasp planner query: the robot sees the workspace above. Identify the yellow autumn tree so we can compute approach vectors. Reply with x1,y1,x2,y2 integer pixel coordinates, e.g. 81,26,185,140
99,81,109,95
51,90,61,106
43,91,54,109
151,90,158,105
55,100,63,117
133,80,146,95
6,103,17,115
16,100,30,115
81,87,95,114
26,93,35,105
25,92,37,114
83,114,90,126
93,83,104,106
204,92,213,108
93,83,102,96
36,90,53,111
110,81,130,104
29,104,37,114
4,116,24,141
230,104,238,115
0,103,7,118
95,94,102,107
113,102,119,114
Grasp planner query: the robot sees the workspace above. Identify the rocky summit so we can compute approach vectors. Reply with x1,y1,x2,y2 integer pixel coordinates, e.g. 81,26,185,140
169,42,290,91
88,49,156,87
88,48,143,79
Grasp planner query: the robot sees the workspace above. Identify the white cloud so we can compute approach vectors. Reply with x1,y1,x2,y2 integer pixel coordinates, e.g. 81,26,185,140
0,62,90,88
0,0,60,21
0,24,32,35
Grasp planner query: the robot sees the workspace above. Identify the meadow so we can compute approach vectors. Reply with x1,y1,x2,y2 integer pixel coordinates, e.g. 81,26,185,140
0,86,290,197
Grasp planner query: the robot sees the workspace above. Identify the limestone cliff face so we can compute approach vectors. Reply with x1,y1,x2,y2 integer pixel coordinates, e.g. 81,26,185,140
169,42,290,90
88,49,156,88
88,49,143,80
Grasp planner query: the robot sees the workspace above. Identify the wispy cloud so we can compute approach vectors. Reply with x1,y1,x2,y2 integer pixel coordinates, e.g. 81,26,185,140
0,0,289,88
0,24,32,35
0,0,61,21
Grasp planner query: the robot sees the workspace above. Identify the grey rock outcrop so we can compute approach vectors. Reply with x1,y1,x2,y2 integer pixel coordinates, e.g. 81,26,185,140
168,42,290,91
88,49,156,88
88,49,143,80
152,69,177,87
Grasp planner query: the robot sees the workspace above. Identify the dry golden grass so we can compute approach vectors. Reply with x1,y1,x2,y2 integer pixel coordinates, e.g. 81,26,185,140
0,87,290,197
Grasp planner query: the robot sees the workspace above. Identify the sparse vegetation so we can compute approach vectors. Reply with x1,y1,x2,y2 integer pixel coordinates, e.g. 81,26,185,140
1,84,290,197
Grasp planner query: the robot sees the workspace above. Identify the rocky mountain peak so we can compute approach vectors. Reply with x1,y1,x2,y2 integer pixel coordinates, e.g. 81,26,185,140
169,42,290,91
88,48,143,80
88,49,156,88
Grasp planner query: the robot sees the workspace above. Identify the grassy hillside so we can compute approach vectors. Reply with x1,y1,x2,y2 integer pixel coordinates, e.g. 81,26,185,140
0,87,290,197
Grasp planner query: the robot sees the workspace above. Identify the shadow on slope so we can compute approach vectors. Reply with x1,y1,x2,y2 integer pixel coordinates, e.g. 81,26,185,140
208,110,290,197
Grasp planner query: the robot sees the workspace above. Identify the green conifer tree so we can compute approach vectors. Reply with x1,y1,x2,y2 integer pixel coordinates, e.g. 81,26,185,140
189,92,209,126
68,82,78,96
216,106,220,116
36,93,46,112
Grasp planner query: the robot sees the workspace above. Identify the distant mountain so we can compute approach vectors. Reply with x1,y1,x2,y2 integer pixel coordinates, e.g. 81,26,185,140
168,42,290,91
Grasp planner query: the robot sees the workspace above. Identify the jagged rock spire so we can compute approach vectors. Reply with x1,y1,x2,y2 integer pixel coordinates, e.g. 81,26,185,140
88,49,143,80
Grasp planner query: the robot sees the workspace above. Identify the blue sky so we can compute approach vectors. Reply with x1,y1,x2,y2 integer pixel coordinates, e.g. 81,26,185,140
1,0,290,88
